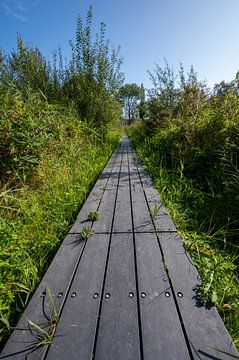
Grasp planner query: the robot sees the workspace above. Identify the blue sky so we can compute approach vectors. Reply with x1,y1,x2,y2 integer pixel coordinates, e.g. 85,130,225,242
1,0,239,90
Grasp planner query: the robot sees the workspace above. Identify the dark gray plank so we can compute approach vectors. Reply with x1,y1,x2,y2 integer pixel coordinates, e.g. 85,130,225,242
92,146,123,234
94,233,141,360
1,147,120,359
135,232,191,360
128,151,154,233
158,233,239,359
46,233,110,360
112,145,132,233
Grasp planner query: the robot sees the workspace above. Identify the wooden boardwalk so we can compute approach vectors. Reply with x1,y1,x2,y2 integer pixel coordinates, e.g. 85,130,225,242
1,136,238,359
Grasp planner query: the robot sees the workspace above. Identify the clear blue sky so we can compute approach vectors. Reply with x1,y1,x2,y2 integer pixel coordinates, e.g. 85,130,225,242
1,0,239,90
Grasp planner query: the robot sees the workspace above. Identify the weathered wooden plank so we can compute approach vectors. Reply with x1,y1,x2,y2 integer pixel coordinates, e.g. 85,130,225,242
135,232,191,359
94,233,141,359
112,145,132,233
128,151,154,233
45,233,110,360
1,146,120,359
91,145,123,234
158,232,239,359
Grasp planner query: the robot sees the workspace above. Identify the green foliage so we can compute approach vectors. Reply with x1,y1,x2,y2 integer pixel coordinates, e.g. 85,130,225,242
64,6,124,130
0,7,124,131
88,211,100,221
150,203,161,220
146,62,208,129
25,288,60,348
0,35,49,96
81,226,92,240
118,83,144,123
148,59,177,120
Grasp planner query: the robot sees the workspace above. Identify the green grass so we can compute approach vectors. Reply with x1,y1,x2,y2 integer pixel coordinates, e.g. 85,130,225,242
25,288,60,348
88,211,100,221
0,93,122,346
128,122,239,350
81,226,93,240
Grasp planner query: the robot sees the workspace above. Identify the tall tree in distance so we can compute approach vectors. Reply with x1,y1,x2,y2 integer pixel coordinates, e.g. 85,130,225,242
138,83,148,120
119,83,143,123
66,6,124,129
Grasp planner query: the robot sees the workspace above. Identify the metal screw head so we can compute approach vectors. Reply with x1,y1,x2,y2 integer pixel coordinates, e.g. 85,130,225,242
71,292,77,298
141,292,146,298
129,292,134,298
105,293,110,299
177,292,183,298
57,292,63,298
165,291,170,297
93,293,99,299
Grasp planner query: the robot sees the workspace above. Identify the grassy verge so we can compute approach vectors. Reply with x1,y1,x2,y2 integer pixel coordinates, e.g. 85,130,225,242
0,93,122,346
128,122,239,349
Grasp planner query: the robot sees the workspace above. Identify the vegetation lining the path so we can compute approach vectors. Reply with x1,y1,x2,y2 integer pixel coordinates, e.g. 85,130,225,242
0,7,123,346
128,62,239,349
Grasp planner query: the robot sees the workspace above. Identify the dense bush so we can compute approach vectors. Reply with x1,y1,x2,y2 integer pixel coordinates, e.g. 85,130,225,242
143,63,239,234
0,7,124,132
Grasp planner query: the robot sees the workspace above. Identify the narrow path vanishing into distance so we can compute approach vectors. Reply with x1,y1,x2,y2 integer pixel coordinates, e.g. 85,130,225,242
1,135,239,360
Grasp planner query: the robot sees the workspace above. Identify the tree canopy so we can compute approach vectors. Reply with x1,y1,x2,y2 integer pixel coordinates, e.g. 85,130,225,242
119,83,144,123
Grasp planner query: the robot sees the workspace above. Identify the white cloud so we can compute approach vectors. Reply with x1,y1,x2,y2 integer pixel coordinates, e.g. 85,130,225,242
1,0,39,22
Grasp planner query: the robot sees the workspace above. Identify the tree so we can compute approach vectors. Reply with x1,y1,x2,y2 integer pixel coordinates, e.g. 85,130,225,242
137,83,148,120
148,60,176,116
119,83,143,123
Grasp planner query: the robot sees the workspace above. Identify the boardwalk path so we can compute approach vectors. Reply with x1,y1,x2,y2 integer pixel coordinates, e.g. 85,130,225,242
2,136,239,359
